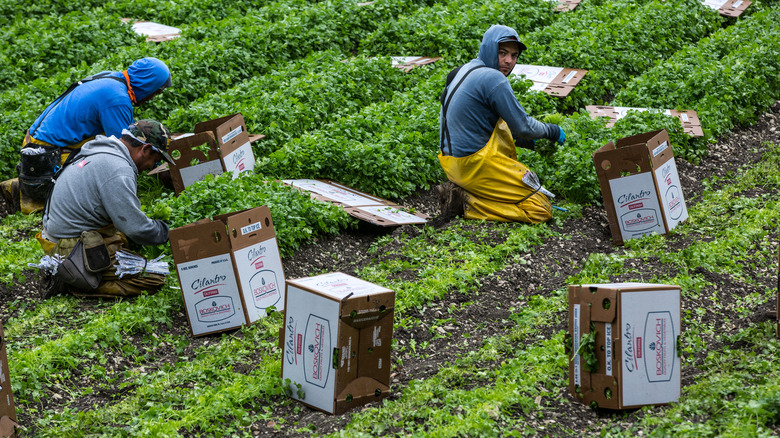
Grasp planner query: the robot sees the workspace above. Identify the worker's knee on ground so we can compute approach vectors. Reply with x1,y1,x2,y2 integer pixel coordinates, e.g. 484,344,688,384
463,191,552,224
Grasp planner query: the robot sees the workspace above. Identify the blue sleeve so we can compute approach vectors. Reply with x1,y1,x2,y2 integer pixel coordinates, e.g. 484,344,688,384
487,79,558,141
99,103,134,139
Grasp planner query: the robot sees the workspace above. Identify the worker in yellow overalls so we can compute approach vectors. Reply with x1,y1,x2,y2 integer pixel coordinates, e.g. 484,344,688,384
438,25,567,223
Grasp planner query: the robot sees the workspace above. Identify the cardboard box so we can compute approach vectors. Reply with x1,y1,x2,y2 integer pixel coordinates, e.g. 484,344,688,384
586,105,704,137
567,283,681,409
170,206,285,337
702,0,751,17
168,114,256,194
593,129,689,246
510,64,588,97
283,179,428,226
281,272,394,414
0,322,18,438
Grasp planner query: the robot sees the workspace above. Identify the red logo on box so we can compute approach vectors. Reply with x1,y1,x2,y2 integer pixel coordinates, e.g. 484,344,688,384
203,288,219,298
636,337,643,358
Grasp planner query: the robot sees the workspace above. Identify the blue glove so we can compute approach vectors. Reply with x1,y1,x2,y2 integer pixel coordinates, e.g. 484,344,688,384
557,128,566,145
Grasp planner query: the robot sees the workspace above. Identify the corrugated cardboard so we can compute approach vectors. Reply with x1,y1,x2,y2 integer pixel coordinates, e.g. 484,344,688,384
585,105,704,137
120,18,181,42
702,0,751,16
510,65,588,97
556,0,582,12
390,56,442,73
167,114,256,194
0,322,18,438
283,179,428,226
568,283,681,409
593,129,689,246
170,206,285,337
281,272,394,414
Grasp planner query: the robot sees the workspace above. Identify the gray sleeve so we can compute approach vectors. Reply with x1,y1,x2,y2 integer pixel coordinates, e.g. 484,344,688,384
488,80,559,141
99,171,169,246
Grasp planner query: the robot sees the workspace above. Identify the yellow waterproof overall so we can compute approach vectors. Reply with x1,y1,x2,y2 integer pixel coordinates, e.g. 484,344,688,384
438,119,552,224
37,225,165,298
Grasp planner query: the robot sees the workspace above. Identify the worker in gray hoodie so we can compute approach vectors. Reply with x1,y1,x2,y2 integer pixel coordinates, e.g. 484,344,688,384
438,24,566,223
39,119,174,298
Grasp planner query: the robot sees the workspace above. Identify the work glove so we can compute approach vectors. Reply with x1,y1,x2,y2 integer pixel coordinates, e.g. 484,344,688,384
557,128,566,145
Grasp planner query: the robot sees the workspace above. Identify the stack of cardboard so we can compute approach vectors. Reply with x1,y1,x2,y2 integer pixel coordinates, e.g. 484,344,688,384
586,106,704,137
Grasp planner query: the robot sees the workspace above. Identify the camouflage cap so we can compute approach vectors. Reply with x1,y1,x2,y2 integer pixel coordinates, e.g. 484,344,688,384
127,119,174,164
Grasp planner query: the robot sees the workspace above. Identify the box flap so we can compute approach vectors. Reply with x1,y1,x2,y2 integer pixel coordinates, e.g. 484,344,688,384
0,323,16,424
339,291,395,324
225,206,277,251
334,376,389,414
0,417,17,438
169,220,231,262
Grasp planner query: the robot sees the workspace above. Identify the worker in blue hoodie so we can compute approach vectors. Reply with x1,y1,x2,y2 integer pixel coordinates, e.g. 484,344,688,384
0,57,172,214
438,25,566,223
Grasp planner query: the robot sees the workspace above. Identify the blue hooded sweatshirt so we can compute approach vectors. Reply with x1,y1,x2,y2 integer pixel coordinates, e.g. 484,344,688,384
28,57,171,147
440,25,560,157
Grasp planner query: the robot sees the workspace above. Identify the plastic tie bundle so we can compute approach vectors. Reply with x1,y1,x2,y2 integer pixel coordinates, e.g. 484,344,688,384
522,170,555,199
114,250,169,279
28,254,65,275
21,147,48,156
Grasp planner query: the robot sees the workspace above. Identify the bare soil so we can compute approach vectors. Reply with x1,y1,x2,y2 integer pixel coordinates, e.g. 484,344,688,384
1,101,779,436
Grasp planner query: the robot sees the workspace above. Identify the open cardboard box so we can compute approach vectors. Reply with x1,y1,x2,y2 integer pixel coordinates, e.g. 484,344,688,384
165,113,256,194
170,206,285,337
585,105,704,137
593,129,689,246
702,0,751,17
283,179,427,227
281,272,394,414
510,64,588,97
0,322,18,438
567,283,681,409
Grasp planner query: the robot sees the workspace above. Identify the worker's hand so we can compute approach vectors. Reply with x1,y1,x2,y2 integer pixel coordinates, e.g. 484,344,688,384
557,128,566,145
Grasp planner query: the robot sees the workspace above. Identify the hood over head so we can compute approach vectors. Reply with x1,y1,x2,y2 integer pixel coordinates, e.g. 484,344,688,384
477,25,527,70
127,57,172,102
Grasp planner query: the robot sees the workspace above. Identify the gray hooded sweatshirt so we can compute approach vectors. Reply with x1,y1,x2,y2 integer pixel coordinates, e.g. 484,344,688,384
440,24,561,157
42,135,169,246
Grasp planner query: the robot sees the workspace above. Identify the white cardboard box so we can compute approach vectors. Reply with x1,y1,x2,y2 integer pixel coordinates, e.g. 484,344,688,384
568,283,681,409
281,272,394,414
593,129,689,245
170,206,285,336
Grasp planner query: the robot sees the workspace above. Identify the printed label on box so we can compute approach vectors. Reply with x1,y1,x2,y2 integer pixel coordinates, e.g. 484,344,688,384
233,238,285,320
620,290,680,406
223,141,254,175
284,287,340,412
609,173,663,241
177,254,245,334
654,159,688,226
180,160,223,187
222,125,244,144
605,323,613,376
573,304,581,387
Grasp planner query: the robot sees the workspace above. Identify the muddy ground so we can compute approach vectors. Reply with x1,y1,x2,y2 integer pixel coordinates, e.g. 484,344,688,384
1,101,779,436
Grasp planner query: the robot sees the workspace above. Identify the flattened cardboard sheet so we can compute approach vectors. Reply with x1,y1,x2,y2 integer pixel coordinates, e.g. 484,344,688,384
586,105,704,137
511,65,588,97
702,0,751,16
121,18,181,42
390,56,442,72
283,179,427,226
555,0,582,11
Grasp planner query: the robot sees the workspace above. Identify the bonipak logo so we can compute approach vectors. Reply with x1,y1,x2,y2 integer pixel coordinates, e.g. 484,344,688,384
620,209,659,232
304,315,331,388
